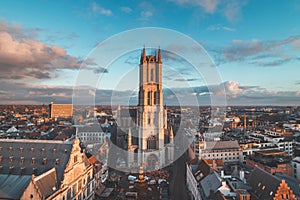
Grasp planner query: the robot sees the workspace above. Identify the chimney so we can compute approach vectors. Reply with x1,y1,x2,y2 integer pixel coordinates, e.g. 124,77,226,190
221,170,225,178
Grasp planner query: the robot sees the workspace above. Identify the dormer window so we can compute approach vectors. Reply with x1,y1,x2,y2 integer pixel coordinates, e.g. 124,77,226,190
9,156,14,162
55,158,59,165
31,147,34,153
20,157,25,164
41,148,45,154
20,147,24,153
31,157,36,164
9,147,13,152
53,148,56,154
43,158,47,165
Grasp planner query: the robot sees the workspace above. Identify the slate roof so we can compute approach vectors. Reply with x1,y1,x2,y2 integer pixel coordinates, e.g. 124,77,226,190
200,171,222,198
205,140,240,150
34,168,57,198
0,139,73,189
247,167,281,200
0,174,32,199
193,159,212,182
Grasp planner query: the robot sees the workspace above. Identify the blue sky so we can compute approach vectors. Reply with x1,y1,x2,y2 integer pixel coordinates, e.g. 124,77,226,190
0,0,300,105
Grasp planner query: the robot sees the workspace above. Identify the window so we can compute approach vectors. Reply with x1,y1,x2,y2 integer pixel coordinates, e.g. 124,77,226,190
150,68,154,82
74,155,78,163
43,158,47,165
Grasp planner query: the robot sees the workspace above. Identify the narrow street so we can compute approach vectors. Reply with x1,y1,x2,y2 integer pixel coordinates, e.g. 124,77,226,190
169,150,189,200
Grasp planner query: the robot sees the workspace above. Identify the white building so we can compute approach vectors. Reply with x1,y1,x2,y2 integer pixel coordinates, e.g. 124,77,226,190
194,140,242,163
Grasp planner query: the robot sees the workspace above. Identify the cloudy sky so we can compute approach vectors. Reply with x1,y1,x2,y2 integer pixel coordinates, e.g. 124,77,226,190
0,0,300,105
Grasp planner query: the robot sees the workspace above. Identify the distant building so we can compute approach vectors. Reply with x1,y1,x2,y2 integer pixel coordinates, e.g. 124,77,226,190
0,138,95,200
194,140,243,163
247,167,297,200
77,125,108,145
246,149,292,176
291,157,300,181
49,103,73,118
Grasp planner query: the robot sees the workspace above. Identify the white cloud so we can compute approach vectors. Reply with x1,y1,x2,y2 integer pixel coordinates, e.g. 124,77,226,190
92,2,112,16
207,24,236,31
0,20,104,81
170,0,247,22
120,6,132,13
141,11,153,18
214,35,300,66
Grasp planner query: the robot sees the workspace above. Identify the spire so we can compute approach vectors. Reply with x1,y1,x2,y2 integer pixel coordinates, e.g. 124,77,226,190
140,45,146,63
169,125,174,144
157,46,162,63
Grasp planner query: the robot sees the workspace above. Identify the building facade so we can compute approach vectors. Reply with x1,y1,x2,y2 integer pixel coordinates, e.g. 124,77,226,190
49,103,73,118
0,138,95,200
194,140,243,163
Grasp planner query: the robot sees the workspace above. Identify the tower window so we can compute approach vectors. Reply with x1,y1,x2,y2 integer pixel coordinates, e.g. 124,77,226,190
147,135,157,149
150,68,154,82
147,91,151,105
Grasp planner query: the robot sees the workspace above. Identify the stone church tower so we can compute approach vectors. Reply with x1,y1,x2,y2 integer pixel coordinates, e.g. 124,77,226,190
127,47,174,170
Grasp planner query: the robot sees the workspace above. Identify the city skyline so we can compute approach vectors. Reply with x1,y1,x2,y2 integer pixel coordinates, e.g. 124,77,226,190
0,0,300,105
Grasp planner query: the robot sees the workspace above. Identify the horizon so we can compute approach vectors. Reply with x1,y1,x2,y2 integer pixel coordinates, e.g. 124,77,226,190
0,1,300,106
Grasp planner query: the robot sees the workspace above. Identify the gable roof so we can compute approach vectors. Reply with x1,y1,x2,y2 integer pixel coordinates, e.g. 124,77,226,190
247,167,281,199
200,171,222,198
193,159,211,182
34,168,57,198
0,139,73,188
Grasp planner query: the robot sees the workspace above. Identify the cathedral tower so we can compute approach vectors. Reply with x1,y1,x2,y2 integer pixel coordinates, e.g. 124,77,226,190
126,47,173,170
138,47,165,152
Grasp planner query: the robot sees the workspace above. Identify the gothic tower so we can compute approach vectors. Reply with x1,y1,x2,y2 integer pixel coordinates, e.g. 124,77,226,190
136,46,169,169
